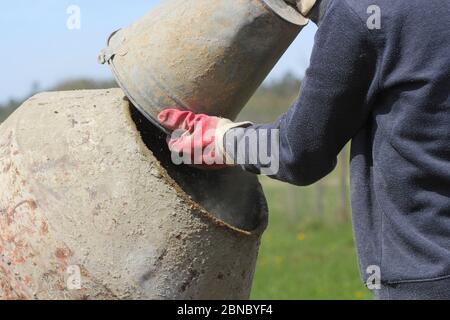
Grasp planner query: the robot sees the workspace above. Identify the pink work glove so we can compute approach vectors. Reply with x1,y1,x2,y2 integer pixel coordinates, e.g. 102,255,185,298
158,109,251,169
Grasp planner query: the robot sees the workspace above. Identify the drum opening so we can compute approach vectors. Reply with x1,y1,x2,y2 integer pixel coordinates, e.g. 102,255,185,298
129,104,267,233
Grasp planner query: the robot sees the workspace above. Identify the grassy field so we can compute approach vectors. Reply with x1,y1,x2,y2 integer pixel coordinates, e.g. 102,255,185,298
250,176,372,300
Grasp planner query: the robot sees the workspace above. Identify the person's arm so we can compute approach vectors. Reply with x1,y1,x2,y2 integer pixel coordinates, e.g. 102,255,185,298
231,1,379,186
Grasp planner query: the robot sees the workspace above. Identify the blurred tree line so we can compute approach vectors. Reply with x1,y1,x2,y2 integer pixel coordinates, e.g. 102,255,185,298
0,99,21,123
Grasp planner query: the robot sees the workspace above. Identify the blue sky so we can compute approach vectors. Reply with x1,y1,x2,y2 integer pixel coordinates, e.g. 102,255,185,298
0,0,317,103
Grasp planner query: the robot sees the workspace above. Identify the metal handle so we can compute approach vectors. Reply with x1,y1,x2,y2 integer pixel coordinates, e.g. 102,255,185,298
262,0,309,26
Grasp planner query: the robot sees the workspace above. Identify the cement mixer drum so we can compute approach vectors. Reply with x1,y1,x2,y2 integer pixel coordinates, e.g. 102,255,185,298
0,89,268,300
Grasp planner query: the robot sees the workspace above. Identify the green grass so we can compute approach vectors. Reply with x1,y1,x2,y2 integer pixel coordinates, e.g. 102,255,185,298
250,176,372,300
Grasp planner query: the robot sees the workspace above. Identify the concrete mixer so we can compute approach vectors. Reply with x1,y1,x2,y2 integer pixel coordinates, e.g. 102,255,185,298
0,0,317,299
0,90,268,299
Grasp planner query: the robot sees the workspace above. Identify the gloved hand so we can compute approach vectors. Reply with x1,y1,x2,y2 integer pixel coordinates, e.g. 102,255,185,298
158,109,252,169
285,0,317,17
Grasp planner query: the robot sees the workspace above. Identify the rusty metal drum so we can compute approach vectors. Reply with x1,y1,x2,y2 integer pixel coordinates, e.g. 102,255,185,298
98,0,308,131
0,89,268,299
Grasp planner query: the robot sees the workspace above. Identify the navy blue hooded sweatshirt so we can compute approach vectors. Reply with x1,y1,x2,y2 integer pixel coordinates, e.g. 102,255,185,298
232,0,450,298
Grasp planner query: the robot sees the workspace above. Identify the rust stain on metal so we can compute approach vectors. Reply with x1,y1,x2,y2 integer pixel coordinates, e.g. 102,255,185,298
28,200,37,210
5,199,37,225
23,276,33,287
40,221,49,235
0,260,32,300
55,247,73,260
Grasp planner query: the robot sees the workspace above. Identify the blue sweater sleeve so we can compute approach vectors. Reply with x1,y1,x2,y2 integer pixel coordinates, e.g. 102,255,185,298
233,1,379,186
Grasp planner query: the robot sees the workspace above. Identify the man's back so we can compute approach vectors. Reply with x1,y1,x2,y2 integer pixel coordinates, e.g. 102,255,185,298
238,0,450,298
345,0,450,298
